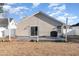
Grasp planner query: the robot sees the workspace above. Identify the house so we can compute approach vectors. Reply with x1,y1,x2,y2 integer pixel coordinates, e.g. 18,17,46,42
66,23,79,36
4,19,16,38
16,12,65,41
64,23,79,39
71,23,79,35
0,18,16,38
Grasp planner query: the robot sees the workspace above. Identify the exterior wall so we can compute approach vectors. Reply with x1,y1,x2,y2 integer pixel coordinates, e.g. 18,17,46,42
67,29,76,35
65,27,79,39
63,26,79,35
16,16,57,37
0,31,3,37
75,27,79,35
71,27,79,35
0,27,6,38
4,29,16,37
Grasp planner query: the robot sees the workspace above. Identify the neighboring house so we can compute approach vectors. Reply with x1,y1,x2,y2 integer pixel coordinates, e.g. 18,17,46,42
64,23,79,39
4,19,16,37
16,12,65,40
67,23,79,35
0,18,16,38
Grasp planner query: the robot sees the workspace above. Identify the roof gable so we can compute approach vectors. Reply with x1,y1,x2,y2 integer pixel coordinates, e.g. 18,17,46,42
8,20,16,29
18,11,64,26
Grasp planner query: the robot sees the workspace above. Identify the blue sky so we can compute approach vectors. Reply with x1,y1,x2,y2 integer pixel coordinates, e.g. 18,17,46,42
3,3,79,25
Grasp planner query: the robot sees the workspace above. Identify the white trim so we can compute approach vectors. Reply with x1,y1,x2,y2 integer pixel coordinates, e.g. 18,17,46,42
8,18,11,41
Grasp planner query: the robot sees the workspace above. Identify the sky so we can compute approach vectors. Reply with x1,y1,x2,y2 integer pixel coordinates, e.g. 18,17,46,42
2,3,79,25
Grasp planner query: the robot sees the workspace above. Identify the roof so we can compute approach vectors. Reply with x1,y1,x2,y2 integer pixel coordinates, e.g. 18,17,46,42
18,11,64,26
71,23,79,27
34,11,64,26
0,18,12,27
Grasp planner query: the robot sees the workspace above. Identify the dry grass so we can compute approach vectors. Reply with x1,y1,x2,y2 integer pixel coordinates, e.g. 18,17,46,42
0,41,79,56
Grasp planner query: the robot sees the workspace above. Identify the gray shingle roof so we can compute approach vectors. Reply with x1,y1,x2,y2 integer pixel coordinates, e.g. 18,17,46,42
71,23,79,27
18,11,64,26
0,18,12,27
34,11,64,26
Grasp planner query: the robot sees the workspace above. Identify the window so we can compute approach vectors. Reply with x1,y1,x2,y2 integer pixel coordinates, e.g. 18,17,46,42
31,26,38,36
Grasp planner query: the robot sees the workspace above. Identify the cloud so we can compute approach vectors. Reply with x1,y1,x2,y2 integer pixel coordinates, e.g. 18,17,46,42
48,4,66,17
67,16,78,25
3,5,11,11
9,6,29,14
3,5,29,14
68,16,78,20
48,3,60,8
32,3,40,8
9,6,29,19
7,3,16,5
3,4,29,19
49,11,61,16
3,3,16,11
57,16,66,23
53,4,66,12
57,14,78,25
48,3,78,25
64,13,78,20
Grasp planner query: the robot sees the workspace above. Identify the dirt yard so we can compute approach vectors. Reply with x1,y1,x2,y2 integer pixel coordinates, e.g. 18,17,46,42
0,41,79,56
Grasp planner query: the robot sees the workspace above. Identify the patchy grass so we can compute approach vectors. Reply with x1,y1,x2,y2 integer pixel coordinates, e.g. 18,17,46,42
0,41,78,56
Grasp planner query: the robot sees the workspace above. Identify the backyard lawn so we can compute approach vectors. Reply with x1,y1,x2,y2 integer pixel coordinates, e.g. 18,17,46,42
0,41,79,56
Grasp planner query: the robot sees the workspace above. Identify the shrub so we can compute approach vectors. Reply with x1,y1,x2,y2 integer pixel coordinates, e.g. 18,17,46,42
0,39,3,42
3,39,10,42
